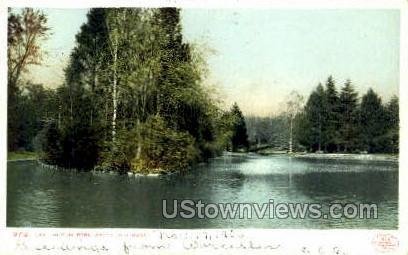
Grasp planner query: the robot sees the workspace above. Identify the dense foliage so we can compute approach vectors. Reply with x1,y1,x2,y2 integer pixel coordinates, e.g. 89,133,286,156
246,77,399,154
229,103,249,152
25,8,245,173
7,8,50,151
296,76,399,153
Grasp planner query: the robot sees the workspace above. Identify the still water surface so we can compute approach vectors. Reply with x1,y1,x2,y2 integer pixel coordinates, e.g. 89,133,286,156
7,154,398,228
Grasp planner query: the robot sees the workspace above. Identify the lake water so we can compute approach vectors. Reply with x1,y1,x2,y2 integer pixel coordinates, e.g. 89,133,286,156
7,154,398,229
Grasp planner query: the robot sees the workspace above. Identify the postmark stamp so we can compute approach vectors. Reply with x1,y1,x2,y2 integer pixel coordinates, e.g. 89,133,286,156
371,233,399,253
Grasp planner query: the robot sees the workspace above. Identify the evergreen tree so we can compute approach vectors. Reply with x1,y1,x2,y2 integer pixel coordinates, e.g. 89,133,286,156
230,103,249,152
359,88,386,152
299,79,399,154
383,96,399,153
49,9,109,169
300,83,325,151
71,8,109,129
339,79,359,152
323,76,340,152
152,8,218,159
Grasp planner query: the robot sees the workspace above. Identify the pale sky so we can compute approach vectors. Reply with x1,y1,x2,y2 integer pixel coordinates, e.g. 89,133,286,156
21,8,400,116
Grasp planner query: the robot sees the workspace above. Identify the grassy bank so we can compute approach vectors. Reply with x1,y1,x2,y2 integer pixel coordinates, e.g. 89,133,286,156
8,151,38,161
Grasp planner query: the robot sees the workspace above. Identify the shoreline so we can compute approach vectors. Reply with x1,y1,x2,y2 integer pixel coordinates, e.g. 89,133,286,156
8,152,399,170
7,151,38,162
291,153,398,162
7,158,37,162
35,160,171,177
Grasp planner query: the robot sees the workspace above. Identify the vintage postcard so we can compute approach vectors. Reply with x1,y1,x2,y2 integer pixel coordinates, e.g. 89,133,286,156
1,0,407,254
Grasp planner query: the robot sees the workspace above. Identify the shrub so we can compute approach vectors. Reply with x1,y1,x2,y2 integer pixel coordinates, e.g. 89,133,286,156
131,116,198,174
42,120,102,170
100,116,198,174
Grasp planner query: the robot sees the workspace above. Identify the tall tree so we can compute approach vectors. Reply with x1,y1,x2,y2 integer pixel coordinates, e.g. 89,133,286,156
339,79,359,152
8,8,49,90
300,83,325,151
323,76,340,152
7,8,50,150
384,95,399,153
71,8,109,127
359,88,386,152
50,9,110,169
230,103,249,152
284,90,304,153
105,9,123,144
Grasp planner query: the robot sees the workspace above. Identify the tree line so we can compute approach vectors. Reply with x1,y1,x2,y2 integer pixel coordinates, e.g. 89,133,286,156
8,8,249,173
246,76,399,154
297,76,398,153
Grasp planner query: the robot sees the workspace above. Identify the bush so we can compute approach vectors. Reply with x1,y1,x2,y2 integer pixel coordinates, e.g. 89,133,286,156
100,116,198,174
42,120,102,170
131,116,198,174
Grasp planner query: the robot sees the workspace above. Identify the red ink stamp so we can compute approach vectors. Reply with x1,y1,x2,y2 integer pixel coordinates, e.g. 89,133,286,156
372,233,399,253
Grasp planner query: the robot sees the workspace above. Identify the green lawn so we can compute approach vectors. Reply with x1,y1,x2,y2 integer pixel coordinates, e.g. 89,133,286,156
8,151,38,161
